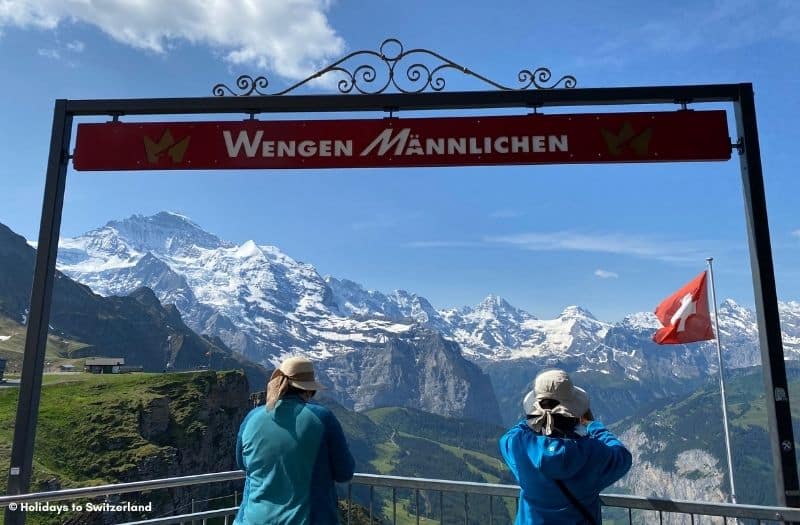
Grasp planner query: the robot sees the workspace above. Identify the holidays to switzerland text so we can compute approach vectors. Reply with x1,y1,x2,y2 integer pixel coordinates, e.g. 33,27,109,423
11,501,153,513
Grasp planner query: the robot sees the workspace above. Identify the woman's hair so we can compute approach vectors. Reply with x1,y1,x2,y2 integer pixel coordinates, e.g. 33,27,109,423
286,385,315,397
534,398,581,436
539,399,559,410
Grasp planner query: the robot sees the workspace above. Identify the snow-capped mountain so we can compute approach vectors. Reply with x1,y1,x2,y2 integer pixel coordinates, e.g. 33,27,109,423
57,212,410,362
52,212,800,424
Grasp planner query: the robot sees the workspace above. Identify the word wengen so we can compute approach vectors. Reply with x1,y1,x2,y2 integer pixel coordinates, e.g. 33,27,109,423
223,128,569,159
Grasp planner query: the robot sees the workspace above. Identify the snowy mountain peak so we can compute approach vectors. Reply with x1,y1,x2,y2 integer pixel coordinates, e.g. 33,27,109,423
101,211,231,255
718,299,753,321
324,276,360,289
389,290,448,329
234,240,262,259
720,298,742,309
391,289,434,309
471,294,533,320
477,294,508,310
558,305,597,320
781,300,800,317
620,311,661,331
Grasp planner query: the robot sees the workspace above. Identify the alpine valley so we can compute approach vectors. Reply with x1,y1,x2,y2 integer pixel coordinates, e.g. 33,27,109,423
46,212,800,426
4,212,800,507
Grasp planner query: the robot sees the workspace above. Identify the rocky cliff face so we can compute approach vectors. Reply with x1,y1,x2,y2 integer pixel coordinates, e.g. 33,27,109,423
107,371,252,522
317,328,502,424
132,371,250,481
618,426,725,503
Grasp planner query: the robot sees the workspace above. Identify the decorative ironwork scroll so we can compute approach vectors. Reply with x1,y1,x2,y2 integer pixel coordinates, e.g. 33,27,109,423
212,38,576,96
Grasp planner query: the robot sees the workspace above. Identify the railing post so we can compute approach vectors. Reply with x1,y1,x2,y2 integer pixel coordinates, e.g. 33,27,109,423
347,483,352,525
415,489,420,525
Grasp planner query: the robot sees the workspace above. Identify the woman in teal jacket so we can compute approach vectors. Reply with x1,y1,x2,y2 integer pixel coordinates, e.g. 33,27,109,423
499,369,632,525
234,357,355,525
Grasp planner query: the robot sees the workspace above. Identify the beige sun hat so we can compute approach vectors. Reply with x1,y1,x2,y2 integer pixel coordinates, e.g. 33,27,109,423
266,356,327,409
277,356,326,391
522,369,589,418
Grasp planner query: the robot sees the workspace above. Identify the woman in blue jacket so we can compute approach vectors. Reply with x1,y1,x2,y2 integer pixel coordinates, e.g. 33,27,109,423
499,369,632,525
234,356,355,524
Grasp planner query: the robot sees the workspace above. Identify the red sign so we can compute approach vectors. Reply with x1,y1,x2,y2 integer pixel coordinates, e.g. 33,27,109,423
72,111,731,171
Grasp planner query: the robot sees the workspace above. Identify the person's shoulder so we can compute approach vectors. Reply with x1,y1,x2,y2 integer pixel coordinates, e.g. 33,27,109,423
500,420,536,445
506,419,529,432
304,401,337,422
239,405,266,426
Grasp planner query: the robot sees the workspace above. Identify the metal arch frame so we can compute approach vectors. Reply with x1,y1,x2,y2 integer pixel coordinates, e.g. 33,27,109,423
5,83,796,525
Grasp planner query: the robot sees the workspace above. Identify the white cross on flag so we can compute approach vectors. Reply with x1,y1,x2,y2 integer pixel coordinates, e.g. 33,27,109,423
653,271,715,344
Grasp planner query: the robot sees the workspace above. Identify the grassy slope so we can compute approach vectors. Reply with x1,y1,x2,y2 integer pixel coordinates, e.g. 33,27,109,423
0,315,88,375
362,406,516,524
0,370,248,525
1,372,237,488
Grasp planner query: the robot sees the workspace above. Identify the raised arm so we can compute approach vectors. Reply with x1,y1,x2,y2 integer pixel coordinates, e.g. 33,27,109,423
585,420,632,488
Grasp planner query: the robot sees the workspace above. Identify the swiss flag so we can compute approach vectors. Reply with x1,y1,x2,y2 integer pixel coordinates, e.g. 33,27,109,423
653,271,715,344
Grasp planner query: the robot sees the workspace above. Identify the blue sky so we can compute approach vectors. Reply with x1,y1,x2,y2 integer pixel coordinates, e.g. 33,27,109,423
1,1,799,321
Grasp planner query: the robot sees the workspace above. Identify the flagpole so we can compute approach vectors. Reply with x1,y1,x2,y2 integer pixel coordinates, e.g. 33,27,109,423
706,257,737,504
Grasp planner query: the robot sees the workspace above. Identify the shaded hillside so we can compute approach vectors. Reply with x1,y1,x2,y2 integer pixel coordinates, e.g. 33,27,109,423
364,406,507,461
0,314,88,374
0,222,267,389
361,407,515,524
613,366,800,506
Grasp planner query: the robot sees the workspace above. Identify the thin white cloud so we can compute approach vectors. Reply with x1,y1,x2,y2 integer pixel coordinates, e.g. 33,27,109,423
66,40,84,53
792,230,800,238
594,269,619,279
0,1,344,80
37,48,60,59
485,231,720,264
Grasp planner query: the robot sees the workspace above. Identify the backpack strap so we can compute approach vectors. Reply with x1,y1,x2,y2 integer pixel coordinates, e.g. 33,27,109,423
554,479,598,525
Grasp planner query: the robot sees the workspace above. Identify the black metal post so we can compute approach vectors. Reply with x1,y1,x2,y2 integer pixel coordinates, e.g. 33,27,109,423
4,100,72,525
734,83,800,507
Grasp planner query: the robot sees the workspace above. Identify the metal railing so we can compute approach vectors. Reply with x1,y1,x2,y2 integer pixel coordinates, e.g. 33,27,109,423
2,471,799,524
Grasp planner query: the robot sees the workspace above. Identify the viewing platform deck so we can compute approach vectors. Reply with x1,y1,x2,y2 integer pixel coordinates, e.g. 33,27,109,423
2,470,797,524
